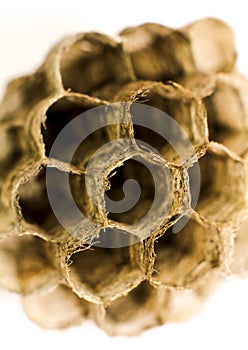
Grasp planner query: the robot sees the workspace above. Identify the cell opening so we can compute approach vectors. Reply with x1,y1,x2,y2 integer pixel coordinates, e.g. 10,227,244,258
0,127,23,178
68,233,142,302
60,34,132,95
105,281,155,324
204,82,246,146
153,215,219,287
126,84,207,164
120,23,194,82
194,145,246,221
18,167,68,238
0,234,56,294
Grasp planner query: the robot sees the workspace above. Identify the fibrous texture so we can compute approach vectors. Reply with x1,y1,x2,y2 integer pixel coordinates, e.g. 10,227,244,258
0,17,248,336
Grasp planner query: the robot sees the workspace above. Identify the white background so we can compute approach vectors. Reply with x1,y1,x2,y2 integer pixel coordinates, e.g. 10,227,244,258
1,1,248,349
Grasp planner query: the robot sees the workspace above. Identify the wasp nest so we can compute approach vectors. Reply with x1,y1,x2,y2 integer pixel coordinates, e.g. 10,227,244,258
1,18,248,336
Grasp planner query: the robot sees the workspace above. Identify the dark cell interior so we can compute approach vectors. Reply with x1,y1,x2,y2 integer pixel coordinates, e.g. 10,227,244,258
191,147,246,221
106,159,155,224
60,35,130,95
18,167,67,237
42,97,89,156
41,96,109,168
153,216,212,287
203,82,248,154
69,237,138,298
0,127,23,178
120,24,193,82
105,281,154,323
129,89,197,163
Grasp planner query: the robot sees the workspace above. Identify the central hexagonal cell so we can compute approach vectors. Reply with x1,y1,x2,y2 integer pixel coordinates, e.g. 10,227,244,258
103,151,175,242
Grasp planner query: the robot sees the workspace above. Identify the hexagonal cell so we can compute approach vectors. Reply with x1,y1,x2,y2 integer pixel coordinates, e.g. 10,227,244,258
0,72,48,124
18,167,61,237
152,213,221,288
18,167,87,241
194,142,247,222
160,271,220,324
0,234,58,294
60,33,134,95
114,81,208,164
93,281,165,336
120,23,194,81
120,18,235,84
0,126,24,180
41,95,109,167
65,236,145,304
203,74,248,153
181,18,236,74
23,285,87,329
181,73,248,156
104,150,176,244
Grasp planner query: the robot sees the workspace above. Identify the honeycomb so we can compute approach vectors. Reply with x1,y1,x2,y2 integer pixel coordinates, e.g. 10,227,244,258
0,18,248,336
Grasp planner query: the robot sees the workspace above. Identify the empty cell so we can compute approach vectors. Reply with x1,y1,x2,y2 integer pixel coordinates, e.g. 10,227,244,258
153,214,221,287
0,234,58,294
195,142,247,222
18,167,83,241
66,236,144,303
23,284,87,329
98,281,162,335
114,81,208,164
182,73,248,156
181,18,236,74
204,75,248,154
42,95,107,167
0,127,23,179
60,33,134,95
120,23,194,82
